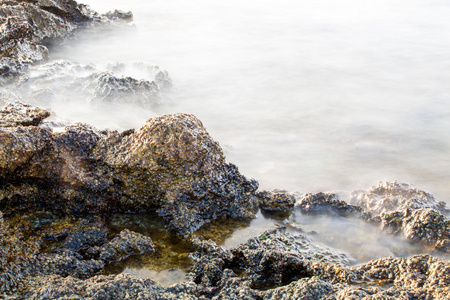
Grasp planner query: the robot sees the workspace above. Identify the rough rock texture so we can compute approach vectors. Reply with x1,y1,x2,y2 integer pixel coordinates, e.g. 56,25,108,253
297,192,365,217
4,223,449,299
0,0,133,76
0,101,50,127
0,209,156,295
256,189,296,213
9,60,172,108
0,102,258,235
351,181,449,215
189,228,353,295
97,229,155,262
352,182,450,252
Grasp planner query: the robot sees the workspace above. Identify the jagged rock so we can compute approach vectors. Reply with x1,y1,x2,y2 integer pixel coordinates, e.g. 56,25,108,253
35,249,105,278
26,273,160,300
230,228,353,288
351,181,449,215
352,182,450,252
97,229,155,263
0,101,50,127
13,60,172,108
0,103,258,235
0,0,133,76
256,189,295,213
296,192,364,217
187,227,353,297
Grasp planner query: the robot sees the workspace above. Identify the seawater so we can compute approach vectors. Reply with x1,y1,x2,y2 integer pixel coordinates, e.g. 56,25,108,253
104,210,435,286
44,0,450,203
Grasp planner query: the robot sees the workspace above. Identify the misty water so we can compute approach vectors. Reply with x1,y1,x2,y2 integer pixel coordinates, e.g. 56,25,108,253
5,0,450,286
44,0,450,203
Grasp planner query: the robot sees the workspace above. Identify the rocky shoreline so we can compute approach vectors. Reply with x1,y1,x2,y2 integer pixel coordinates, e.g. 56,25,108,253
1,0,449,299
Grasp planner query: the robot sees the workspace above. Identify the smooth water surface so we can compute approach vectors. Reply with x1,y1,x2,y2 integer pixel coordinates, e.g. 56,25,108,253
45,0,450,202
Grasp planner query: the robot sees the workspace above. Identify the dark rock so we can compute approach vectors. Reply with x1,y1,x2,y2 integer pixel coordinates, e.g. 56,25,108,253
26,273,160,300
297,192,364,216
256,189,295,213
97,229,155,263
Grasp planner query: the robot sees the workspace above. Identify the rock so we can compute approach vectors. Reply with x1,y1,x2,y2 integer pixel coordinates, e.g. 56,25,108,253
352,182,450,252
35,249,105,279
230,227,354,288
256,189,295,213
97,229,155,263
0,0,133,76
349,255,450,299
13,60,172,108
26,273,160,300
296,192,364,217
0,101,50,127
351,181,449,215
0,102,258,235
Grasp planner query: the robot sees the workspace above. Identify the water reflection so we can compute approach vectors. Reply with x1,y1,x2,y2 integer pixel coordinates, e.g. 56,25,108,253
103,208,442,285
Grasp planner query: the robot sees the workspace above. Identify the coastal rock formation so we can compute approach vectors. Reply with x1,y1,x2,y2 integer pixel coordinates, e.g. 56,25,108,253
296,192,365,217
0,102,258,235
10,60,172,109
351,181,449,214
0,0,133,76
256,189,296,213
0,209,156,295
352,182,450,252
2,213,448,299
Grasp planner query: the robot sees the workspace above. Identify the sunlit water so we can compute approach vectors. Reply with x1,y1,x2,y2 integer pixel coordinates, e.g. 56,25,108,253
35,0,450,204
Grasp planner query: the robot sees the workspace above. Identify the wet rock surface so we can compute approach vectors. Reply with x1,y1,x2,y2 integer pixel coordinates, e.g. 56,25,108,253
352,182,450,253
256,189,296,213
297,192,365,217
0,0,133,76
0,102,258,235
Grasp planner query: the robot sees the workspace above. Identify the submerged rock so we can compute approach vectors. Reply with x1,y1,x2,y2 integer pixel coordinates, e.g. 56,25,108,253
0,102,258,235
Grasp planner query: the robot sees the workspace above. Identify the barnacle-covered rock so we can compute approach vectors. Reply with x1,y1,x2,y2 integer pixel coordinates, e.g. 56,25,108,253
352,182,450,252
297,192,364,217
349,255,450,299
26,273,161,300
97,229,155,263
231,227,354,288
256,189,295,213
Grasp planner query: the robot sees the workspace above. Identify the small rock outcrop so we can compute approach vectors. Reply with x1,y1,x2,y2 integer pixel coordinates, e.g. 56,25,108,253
256,189,296,213
0,0,133,76
297,192,365,217
352,182,450,253
10,60,172,109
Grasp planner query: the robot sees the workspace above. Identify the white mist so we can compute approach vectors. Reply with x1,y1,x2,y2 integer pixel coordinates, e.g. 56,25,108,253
43,0,450,203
